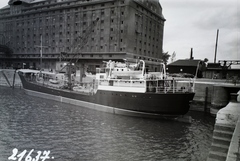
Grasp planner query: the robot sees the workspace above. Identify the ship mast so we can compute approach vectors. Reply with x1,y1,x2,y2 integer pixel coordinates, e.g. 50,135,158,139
35,35,48,70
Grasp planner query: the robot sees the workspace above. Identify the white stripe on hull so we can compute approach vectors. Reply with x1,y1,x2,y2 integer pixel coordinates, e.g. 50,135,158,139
98,85,146,93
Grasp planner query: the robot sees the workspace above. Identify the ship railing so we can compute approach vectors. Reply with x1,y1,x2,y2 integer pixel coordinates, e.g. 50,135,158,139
146,78,194,93
154,86,192,93
98,79,146,88
97,78,194,93
173,77,194,93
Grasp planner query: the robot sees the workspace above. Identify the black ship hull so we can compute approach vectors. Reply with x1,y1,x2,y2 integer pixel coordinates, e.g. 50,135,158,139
18,72,195,119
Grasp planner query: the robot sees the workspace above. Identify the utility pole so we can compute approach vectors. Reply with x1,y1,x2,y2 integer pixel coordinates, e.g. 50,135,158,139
214,29,219,63
40,35,43,70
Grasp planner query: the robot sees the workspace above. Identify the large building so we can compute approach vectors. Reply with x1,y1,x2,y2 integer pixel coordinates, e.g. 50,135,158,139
0,0,165,73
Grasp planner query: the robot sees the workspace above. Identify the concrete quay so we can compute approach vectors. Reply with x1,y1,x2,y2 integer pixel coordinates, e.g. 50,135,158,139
188,79,240,112
0,69,22,88
207,94,240,161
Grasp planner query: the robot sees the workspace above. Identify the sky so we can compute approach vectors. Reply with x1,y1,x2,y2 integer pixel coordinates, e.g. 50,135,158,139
159,0,240,63
0,0,239,63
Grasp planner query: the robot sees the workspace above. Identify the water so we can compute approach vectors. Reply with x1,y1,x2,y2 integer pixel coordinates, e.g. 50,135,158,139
0,86,215,161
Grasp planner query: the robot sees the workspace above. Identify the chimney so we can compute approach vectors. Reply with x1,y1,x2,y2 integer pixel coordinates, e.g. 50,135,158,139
190,48,194,60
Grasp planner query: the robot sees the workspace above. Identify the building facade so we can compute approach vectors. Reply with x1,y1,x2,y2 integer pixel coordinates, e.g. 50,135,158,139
0,0,165,73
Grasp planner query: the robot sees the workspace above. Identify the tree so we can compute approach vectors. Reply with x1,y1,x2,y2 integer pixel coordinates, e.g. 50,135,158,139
162,52,171,65
171,51,176,63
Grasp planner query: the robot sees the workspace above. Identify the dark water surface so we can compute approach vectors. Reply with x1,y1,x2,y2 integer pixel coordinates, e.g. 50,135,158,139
0,86,214,161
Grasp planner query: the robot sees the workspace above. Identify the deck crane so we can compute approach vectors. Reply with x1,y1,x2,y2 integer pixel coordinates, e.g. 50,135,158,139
60,17,100,62
59,17,100,89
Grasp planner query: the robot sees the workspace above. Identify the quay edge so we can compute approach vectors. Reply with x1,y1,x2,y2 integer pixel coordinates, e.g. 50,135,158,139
178,78,240,113
0,69,22,88
207,93,240,161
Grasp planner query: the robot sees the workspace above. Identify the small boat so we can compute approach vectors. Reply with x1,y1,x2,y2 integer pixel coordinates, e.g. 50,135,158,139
18,60,195,119
49,79,59,84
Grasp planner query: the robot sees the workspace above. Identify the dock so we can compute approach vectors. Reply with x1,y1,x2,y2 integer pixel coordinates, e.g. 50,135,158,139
186,79,240,113
0,69,22,88
207,93,240,161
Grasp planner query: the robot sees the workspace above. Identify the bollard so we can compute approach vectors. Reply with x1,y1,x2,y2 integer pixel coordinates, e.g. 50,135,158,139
211,85,229,108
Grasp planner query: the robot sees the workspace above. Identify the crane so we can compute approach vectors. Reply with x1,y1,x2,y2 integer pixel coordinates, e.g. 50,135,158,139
59,17,100,89
59,17,100,63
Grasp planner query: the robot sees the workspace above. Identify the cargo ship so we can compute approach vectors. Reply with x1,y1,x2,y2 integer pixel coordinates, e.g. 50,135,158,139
18,60,195,119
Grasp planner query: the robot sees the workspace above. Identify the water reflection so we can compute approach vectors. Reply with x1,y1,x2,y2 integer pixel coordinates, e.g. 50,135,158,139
0,87,214,160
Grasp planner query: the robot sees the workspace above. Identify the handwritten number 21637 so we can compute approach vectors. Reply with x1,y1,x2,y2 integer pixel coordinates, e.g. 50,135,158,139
8,148,52,161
